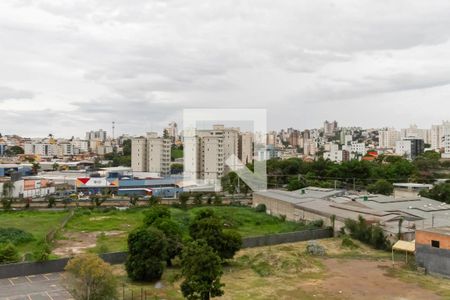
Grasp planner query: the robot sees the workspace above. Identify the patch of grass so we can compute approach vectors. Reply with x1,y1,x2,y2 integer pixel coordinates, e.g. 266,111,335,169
0,211,68,257
61,206,322,255
385,265,450,298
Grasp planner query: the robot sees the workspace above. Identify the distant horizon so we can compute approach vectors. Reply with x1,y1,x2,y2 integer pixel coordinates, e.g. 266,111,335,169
2,118,449,139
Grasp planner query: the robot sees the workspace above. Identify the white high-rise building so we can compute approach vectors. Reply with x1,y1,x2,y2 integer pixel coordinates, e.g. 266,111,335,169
164,122,178,143
379,128,400,149
131,133,171,176
183,125,241,181
431,121,450,151
401,125,431,144
443,123,450,159
85,129,107,142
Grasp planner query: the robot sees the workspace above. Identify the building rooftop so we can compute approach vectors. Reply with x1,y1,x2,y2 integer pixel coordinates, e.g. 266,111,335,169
393,183,433,189
418,226,450,236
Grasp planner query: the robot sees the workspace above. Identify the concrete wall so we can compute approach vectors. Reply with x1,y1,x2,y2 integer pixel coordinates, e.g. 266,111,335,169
0,230,331,279
0,252,128,279
416,231,450,250
416,244,450,278
242,228,333,248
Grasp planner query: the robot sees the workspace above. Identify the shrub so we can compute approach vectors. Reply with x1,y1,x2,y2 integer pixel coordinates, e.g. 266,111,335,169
143,206,171,226
0,242,20,263
255,204,266,213
33,240,52,262
306,241,326,256
125,227,168,281
341,236,359,249
0,227,34,245
65,253,118,300
344,216,390,250
309,219,324,228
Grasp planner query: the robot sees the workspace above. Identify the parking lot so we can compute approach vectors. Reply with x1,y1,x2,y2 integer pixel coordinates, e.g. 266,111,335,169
0,273,73,300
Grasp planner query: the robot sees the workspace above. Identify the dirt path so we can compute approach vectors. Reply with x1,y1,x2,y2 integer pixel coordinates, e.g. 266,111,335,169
53,231,124,257
297,258,443,300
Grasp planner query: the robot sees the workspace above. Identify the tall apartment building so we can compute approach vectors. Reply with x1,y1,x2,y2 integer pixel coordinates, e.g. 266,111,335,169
379,128,400,149
324,120,338,136
164,122,178,143
431,121,450,151
396,139,425,160
401,125,430,144
24,143,59,157
443,124,450,159
85,129,107,142
239,132,254,165
131,132,171,176
184,125,245,181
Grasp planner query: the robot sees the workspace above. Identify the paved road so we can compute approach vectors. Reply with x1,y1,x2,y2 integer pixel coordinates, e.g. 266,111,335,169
0,273,73,300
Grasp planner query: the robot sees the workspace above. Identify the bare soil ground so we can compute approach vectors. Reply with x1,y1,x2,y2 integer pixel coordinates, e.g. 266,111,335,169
53,230,125,257
116,238,450,300
296,258,442,300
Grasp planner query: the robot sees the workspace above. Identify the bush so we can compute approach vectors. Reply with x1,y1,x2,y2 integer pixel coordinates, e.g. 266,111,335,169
306,241,326,256
125,227,168,281
367,179,394,196
341,236,359,249
143,206,171,226
0,227,34,245
344,216,390,250
255,204,266,213
65,253,118,300
33,240,52,262
0,242,20,263
309,219,324,228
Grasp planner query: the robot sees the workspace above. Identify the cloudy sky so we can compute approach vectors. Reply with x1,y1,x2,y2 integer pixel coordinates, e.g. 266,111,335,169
1,0,450,137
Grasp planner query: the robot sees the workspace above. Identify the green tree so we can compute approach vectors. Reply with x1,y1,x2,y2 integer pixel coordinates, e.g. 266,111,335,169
170,163,184,174
5,146,24,156
189,209,242,260
420,182,450,203
367,179,394,195
181,240,224,300
143,206,183,265
143,206,171,225
179,192,190,209
122,139,132,156
46,196,56,208
287,177,307,191
65,253,118,300
125,227,168,281
0,242,20,263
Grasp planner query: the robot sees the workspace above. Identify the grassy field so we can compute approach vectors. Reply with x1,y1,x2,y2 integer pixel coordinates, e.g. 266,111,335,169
57,205,312,254
114,238,450,300
0,210,69,256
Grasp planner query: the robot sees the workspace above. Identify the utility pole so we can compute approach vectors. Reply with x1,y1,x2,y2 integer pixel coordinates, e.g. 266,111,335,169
112,121,115,140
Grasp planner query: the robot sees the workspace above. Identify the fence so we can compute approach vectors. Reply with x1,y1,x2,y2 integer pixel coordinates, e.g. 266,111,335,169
242,228,332,248
0,228,332,279
45,209,75,243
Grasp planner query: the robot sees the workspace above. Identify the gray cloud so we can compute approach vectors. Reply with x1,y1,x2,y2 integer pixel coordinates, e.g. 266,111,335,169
1,0,450,136
0,86,34,101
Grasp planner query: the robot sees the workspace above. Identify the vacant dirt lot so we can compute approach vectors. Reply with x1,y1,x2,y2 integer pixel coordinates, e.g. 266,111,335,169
295,258,442,300
116,238,450,300
53,231,125,257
